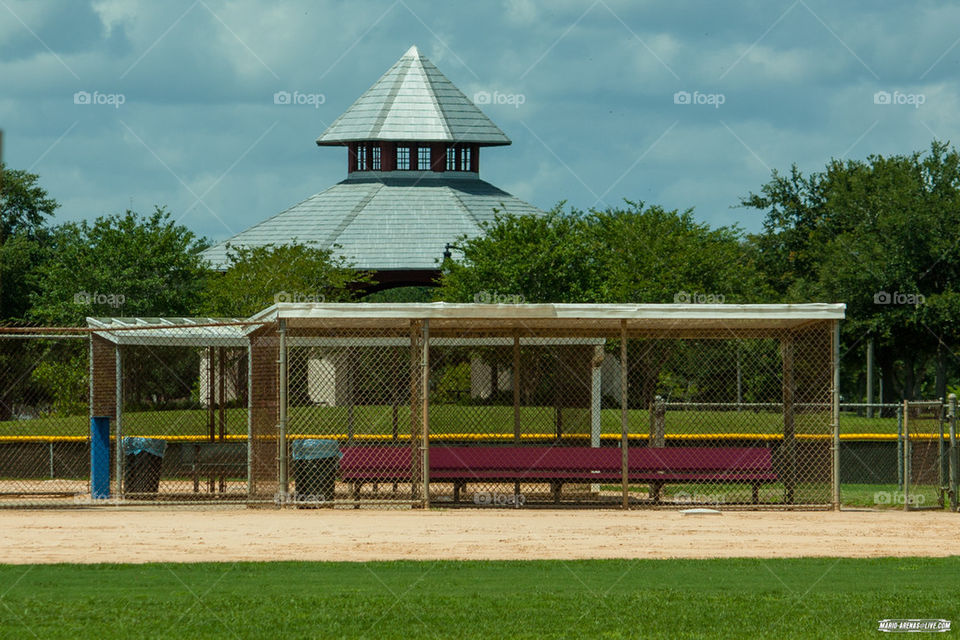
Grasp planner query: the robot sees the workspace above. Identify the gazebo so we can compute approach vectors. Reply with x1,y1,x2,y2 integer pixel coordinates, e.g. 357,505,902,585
202,46,543,291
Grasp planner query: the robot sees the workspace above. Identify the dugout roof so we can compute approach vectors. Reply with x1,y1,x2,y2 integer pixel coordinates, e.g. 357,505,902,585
88,304,845,344
249,302,846,338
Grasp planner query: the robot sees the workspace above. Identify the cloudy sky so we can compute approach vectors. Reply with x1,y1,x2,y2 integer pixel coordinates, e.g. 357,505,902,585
1,0,957,243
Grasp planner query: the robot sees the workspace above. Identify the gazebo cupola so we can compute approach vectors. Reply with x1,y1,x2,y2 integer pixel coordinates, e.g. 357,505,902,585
316,45,511,177
202,45,542,291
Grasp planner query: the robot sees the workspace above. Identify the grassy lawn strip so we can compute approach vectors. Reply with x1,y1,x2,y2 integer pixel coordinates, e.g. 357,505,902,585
0,406,900,438
0,558,956,639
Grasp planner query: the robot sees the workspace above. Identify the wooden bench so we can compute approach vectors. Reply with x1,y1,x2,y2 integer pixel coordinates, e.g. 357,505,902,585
339,445,777,504
339,446,412,503
178,442,246,492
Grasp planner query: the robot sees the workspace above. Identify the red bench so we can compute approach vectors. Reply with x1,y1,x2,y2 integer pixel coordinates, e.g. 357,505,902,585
339,445,777,504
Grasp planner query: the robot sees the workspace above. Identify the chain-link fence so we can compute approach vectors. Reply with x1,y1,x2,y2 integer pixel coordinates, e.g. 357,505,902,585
837,400,959,510
12,304,938,510
270,306,841,509
0,330,89,506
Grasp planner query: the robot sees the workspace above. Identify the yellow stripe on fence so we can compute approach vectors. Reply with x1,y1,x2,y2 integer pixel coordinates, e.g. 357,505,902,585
0,432,945,443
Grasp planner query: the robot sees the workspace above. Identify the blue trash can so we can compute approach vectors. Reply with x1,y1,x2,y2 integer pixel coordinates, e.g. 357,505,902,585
292,439,342,504
122,437,166,495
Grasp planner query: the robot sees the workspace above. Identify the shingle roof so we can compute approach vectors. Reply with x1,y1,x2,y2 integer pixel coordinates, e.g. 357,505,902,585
316,45,510,147
201,174,544,271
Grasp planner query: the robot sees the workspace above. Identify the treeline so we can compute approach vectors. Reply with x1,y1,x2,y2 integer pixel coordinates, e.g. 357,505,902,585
2,141,959,406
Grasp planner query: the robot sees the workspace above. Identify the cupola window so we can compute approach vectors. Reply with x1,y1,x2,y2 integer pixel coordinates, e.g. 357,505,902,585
397,146,410,170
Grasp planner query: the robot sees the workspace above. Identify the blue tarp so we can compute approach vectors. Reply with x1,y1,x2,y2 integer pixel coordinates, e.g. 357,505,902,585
122,437,167,458
291,439,342,461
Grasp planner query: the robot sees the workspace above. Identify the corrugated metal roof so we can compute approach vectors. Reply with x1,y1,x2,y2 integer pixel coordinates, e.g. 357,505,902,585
249,302,846,335
256,302,846,323
316,45,511,146
87,317,251,346
202,173,544,270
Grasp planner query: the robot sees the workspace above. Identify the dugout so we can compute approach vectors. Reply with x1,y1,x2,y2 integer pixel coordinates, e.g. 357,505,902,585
87,303,845,508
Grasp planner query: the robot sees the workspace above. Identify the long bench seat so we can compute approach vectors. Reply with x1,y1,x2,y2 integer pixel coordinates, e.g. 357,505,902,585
338,445,777,504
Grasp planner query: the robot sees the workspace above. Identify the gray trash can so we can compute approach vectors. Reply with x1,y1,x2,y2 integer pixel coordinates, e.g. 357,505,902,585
292,439,342,505
122,437,166,496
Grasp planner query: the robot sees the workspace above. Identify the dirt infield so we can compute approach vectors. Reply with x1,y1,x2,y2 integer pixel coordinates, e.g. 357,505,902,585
1,509,956,564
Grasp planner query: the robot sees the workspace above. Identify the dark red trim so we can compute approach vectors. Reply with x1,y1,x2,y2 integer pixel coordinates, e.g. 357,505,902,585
347,143,357,173
381,142,396,171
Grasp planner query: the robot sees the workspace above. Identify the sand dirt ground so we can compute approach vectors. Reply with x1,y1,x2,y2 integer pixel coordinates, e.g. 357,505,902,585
0,509,957,564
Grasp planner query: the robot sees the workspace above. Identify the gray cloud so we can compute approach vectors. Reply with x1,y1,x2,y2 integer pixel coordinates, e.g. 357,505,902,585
0,0,957,242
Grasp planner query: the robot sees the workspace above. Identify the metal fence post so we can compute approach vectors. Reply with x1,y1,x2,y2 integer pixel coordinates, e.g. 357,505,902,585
832,320,841,511
90,416,111,500
620,321,628,510
949,393,957,511
781,335,796,505
939,398,947,508
115,344,123,499
903,399,910,511
278,319,288,504
421,319,430,509
246,338,254,497
896,405,904,491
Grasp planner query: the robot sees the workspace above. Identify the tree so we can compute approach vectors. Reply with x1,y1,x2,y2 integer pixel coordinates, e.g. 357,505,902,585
437,205,599,303
0,165,59,321
0,164,58,243
29,207,210,325
20,208,211,415
589,201,770,304
0,229,53,321
0,167,59,419
201,242,372,317
741,141,960,400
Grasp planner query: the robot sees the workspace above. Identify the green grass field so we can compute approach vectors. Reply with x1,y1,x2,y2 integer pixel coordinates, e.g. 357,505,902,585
0,406,904,439
0,558,955,639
